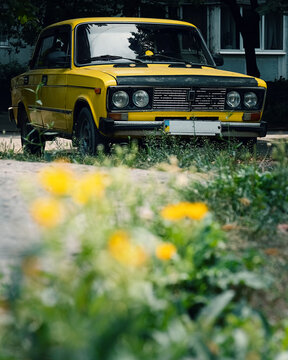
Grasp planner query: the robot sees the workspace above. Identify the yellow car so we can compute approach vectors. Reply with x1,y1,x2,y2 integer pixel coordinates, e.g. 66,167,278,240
9,17,267,154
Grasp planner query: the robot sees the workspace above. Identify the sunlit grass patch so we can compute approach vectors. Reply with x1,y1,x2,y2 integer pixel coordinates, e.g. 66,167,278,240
0,134,271,171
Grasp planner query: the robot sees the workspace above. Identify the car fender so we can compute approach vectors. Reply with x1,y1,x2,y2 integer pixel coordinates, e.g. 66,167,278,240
72,95,100,134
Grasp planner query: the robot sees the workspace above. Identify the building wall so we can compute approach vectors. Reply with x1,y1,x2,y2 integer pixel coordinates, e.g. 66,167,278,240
219,54,286,80
205,4,288,81
0,45,33,66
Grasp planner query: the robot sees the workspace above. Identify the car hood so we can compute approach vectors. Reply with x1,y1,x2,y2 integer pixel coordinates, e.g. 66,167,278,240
82,64,266,88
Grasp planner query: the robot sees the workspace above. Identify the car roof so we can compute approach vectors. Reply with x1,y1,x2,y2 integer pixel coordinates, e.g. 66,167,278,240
45,17,197,30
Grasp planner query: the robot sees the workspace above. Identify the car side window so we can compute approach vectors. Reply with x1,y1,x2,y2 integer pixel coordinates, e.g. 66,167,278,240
32,27,71,69
52,31,70,59
33,35,55,69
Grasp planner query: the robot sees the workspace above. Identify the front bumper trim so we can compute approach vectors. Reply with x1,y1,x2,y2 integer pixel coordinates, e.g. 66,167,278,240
99,118,267,138
222,121,267,137
8,107,16,125
99,118,163,134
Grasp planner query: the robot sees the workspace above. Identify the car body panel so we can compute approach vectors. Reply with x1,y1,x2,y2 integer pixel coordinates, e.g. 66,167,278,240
40,69,69,130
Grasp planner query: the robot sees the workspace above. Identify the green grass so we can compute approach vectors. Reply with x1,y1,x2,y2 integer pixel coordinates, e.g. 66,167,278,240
1,136,288,358
0,134,265,169
1,142,288,292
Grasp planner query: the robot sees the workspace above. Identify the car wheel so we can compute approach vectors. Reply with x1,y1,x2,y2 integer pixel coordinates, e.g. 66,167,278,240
20,109,45,155
238,137,257,150
77,107,108,155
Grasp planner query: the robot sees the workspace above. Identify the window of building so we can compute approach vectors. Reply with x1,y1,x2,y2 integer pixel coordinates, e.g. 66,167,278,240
264,12,283,50
221,6,240,49
221,6,284,51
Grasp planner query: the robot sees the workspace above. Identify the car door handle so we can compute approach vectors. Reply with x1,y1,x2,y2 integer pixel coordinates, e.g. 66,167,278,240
42,75,48,85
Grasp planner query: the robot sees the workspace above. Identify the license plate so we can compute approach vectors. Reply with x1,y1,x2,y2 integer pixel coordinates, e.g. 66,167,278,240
164,120,221,136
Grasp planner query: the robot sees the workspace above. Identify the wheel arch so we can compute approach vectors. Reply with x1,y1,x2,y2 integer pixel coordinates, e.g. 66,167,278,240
73,98,98,138
17,102,27,128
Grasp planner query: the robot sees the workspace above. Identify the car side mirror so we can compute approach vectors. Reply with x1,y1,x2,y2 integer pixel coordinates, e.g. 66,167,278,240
213,53,224,67
46,51,70,68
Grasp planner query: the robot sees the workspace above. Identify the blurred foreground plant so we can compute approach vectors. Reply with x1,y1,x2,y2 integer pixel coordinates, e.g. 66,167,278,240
0,163,287,359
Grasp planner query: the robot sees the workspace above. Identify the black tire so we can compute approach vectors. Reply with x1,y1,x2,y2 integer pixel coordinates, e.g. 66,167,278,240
238,137,257,150
20,110,45,155
77,107,108,155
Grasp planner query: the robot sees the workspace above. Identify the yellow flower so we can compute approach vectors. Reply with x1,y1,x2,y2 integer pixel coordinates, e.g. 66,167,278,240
38,165,74,196
53,157,71,163
155,242,177,261
108,230,147,267
161,202,208,221
30,197,65,228
72,172,109,205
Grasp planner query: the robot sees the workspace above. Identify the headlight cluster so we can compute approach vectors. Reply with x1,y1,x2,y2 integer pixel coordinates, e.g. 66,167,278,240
226,90,259,109
110,88,151,110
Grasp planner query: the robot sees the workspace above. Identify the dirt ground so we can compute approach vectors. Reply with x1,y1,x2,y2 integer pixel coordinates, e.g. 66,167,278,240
0,133,287,277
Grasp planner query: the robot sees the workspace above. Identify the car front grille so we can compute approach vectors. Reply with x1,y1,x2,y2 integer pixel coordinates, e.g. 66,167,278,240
152,87,226,111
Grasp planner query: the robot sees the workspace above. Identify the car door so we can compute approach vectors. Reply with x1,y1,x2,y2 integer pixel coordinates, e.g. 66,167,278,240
23,34,57,127
39,25,71,131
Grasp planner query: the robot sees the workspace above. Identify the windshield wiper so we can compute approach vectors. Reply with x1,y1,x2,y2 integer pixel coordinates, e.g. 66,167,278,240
88,55,145,64
139,53,207,67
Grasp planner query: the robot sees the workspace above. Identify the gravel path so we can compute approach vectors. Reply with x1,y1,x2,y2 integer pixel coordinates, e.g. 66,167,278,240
0,160,40,275
0,158,198,277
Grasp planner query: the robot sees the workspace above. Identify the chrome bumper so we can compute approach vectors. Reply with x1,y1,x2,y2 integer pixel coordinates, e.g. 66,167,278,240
99,118,267,138
8,107,17,126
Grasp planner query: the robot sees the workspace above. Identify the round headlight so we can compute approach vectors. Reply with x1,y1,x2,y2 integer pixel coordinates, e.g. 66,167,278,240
112,91,129,109
132,90,149,108
244,92,258,109
226,91,241,108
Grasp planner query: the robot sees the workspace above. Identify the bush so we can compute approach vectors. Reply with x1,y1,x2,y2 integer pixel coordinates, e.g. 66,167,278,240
0,61,27,111
262,78,288,131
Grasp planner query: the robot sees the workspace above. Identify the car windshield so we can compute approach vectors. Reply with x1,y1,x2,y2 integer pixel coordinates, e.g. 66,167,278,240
75,22,214,67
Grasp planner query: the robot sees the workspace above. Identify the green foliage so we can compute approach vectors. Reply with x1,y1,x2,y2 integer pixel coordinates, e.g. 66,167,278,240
0,0,121,48
263,79,288,130
90,136,251,172
181,141,288,238
0,0,167,49
0,61,27,111
0,61,27,81
258,0,288,14
0,134,251,169
0,164,286,359
0,0,43,48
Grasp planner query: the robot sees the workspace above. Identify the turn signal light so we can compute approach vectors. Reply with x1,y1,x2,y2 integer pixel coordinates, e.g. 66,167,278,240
242,112,261,121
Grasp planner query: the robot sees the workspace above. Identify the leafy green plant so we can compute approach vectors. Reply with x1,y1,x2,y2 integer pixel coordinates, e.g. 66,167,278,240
0,163,287,359
181,153,288,236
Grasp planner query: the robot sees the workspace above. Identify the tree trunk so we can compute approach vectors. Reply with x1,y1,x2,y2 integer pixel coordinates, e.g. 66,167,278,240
222,0,261,78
